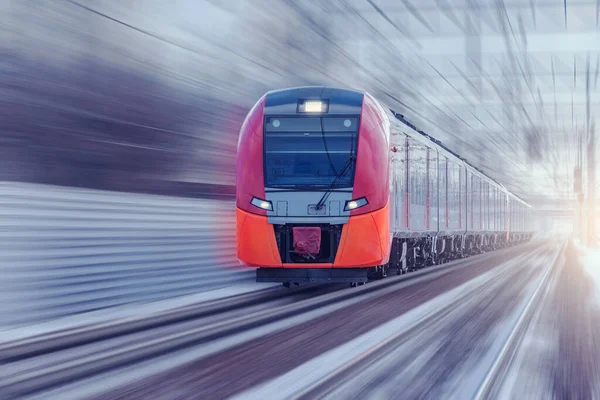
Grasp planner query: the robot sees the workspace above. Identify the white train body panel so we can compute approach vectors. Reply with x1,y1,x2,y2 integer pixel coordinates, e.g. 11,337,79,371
383,107,532,241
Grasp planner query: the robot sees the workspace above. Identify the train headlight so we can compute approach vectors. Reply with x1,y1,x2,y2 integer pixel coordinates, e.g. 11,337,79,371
304,100,323,112
344,197,368,211
297,99,329,113
250,197,273,211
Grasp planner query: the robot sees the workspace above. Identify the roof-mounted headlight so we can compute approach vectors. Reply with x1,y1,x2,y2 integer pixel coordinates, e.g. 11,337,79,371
297,99,329,113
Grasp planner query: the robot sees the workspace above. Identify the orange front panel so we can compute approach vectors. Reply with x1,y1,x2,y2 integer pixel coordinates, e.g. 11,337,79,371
376,203,392,263
334,203,392,267
236,208,282,267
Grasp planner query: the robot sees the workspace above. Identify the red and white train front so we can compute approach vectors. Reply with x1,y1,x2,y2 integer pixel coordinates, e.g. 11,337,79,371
236,87,392,284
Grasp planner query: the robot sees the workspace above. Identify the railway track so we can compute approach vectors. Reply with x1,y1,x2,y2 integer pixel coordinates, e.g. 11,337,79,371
0,240,545,399
474,241,566,400
0,284,335,362
249,241,564,400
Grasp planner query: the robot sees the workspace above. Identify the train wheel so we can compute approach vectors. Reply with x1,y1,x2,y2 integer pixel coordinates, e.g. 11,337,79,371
369,265,388,280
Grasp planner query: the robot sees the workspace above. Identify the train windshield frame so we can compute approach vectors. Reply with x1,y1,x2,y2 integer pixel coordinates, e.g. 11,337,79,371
263,116,359,189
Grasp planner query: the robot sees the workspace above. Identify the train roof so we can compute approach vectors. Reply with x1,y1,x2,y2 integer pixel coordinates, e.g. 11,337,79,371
264,86,363,116
265,86,363,96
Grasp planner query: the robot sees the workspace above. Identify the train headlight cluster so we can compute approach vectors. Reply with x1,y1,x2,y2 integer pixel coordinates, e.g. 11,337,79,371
251,197,273,211
344,197,368,211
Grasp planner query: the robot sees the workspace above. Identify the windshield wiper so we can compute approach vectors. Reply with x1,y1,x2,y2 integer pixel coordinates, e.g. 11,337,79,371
320,117,339,177
315,155,355,210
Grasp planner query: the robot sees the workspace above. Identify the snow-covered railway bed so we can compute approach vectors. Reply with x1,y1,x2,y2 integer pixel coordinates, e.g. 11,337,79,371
243,240,564,400
493,240,600,400
85,240,558,400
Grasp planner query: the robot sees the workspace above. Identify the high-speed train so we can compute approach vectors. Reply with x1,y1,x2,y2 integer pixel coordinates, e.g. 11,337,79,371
236,87,533,286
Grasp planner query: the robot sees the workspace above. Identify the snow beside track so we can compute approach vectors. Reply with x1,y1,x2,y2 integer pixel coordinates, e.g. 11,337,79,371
0,282,276,344
0,181,262,331
234,250,547,400
582,247,600,302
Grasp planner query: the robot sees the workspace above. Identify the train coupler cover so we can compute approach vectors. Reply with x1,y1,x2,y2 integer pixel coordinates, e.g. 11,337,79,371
292,227,321,259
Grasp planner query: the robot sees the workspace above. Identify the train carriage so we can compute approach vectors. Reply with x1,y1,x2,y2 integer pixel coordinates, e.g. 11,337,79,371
236,87,533,286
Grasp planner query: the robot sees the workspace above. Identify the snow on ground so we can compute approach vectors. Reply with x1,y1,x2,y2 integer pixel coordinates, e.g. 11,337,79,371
497,239,600,400
580,244,600,303
233,251,541,400
494,259,561,400
28,283,388,400
0,282,276,344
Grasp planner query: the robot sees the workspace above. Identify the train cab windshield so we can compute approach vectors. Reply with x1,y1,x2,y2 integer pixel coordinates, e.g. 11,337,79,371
264,116,359,189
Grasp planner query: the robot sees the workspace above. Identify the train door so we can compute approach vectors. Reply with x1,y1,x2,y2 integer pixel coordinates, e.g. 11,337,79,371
393,135,407,231
447,160,460,230
429,148,439,233
409,139,428,231
440,156,448,231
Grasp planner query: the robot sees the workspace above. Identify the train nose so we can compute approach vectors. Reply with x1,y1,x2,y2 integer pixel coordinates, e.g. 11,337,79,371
334,203,390,267
236,208,282,267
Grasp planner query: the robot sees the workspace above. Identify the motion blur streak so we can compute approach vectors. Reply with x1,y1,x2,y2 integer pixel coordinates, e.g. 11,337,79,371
0,0,371,197
0,182,250,328
1,0,579,209
1,0,252,195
